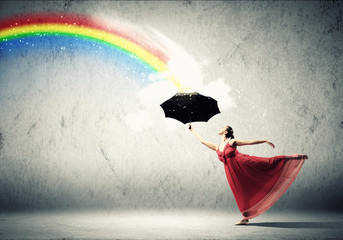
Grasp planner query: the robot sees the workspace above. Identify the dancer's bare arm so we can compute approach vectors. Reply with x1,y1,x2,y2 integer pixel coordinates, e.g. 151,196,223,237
232,139,275,148
189,125,217,151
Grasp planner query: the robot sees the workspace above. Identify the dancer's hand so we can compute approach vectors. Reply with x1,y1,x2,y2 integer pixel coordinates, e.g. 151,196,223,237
266,141,275,148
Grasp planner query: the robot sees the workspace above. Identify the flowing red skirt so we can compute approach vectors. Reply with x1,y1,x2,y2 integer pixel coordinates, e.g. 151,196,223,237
217,143,306,220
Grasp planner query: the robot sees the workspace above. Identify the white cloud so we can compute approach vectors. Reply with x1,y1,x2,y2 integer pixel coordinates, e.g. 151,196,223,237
137,81,178,108
125,81,179,132
148,28,204,92
198,78,236,111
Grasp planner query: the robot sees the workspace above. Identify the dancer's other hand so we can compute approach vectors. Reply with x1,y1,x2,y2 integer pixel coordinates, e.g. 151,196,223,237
266,141,275,148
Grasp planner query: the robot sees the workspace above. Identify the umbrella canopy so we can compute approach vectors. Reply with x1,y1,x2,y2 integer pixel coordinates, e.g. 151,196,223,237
160,92,220,124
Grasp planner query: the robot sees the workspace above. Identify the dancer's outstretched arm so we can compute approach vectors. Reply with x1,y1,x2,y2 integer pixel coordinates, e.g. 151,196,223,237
189,125,217,151
233,139,275,148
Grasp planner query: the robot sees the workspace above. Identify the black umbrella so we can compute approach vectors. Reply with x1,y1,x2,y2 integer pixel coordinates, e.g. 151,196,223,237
160,92,220,124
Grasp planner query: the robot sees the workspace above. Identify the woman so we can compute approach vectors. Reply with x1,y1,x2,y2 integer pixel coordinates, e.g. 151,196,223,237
189,124,308,225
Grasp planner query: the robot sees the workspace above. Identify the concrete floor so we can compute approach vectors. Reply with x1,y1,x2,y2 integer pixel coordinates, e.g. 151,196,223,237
0,210,342,240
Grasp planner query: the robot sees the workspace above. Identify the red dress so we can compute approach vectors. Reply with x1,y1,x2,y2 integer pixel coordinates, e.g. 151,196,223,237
216,142,306,220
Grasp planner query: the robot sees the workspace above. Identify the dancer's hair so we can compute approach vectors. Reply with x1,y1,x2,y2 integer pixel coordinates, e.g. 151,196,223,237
225,126,235,139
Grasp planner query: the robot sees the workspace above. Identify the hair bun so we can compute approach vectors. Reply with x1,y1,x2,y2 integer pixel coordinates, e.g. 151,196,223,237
226,126,235,139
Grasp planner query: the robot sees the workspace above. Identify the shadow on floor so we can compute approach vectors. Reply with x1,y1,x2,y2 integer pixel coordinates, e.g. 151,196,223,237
248,222,343,229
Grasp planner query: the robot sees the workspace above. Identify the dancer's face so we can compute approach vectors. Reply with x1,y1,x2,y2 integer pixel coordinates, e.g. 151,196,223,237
218,125,228,135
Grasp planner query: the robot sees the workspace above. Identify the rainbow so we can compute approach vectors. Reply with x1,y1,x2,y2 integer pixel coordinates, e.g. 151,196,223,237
0,12,185,91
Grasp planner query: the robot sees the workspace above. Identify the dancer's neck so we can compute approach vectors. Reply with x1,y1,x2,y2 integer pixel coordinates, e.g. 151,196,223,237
221,135,229,143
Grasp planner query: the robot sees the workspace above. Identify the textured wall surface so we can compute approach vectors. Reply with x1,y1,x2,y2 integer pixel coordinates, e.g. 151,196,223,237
0,1,342,212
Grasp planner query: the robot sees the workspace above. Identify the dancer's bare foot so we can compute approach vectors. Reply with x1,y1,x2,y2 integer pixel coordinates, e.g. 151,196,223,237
235,219,249,225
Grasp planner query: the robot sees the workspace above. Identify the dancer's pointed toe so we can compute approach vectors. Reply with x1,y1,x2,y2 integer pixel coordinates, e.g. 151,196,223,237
235,219,249,225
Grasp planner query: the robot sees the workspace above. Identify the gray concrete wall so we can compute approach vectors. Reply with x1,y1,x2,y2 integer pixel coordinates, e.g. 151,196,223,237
0,1,342,211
